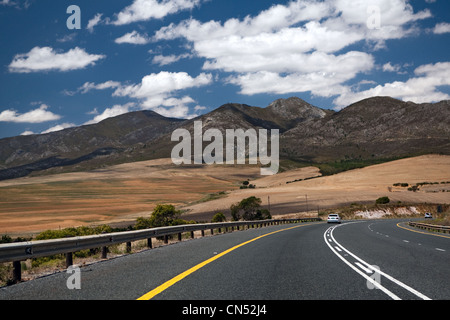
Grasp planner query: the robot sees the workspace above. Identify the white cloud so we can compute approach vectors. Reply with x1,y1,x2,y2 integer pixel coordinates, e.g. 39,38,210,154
84,103,136,125
115,30,150,45
41,123,76,134
152,53,192,66
152,0,431,102
0,104,61,123
194,105,206,111
87,13,103,33
433,22,450,34
114,71,212,99
56,33,77,43
112,0,202,25
382,62,407,74
78,81,122,94
8,47,105,73
63,80,122,96
334,62,450,107
111,71,212,118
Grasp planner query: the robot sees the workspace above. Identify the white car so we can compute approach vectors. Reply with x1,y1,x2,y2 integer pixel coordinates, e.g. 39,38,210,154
424,212,433,219
327,214,341,224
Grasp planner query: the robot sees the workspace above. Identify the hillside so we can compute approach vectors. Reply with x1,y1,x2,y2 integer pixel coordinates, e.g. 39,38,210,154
281,97,450,162
181,154,450,219
0,96,449,180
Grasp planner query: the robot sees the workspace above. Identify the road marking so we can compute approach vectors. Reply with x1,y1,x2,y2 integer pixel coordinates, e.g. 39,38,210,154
435,248,445,252
403,240,409,243
323,225,401,300
137,222,318,300
355,262,373,274
334,246,342,252
325,223,432,300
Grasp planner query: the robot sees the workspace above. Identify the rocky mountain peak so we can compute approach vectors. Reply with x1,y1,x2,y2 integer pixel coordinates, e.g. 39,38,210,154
267,97,328,120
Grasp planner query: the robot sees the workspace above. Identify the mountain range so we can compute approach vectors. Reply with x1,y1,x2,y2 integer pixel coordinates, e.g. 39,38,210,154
0,96,449,180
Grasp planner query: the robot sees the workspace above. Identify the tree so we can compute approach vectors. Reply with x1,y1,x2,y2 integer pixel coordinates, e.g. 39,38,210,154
230,196,267,221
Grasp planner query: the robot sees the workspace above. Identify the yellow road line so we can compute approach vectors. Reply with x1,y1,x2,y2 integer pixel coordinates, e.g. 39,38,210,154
396,222,450,239
137,222,317,300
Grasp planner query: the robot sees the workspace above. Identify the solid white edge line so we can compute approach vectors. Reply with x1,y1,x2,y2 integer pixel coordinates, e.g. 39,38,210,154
330,223,432,301
323,226,401,300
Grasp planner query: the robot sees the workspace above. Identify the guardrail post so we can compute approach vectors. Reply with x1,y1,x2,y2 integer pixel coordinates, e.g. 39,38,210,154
147,238,152,248
12,261,21,284
178,233,182,242
190,231,195,239
201,230,205,237
164,235,168,244
102,246,107,259
126,242,132,253
210,228,214,235
66,252,73,268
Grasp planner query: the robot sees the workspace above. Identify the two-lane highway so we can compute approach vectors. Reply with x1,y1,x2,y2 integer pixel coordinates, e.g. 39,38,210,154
328,219,449,300
0,219,448,300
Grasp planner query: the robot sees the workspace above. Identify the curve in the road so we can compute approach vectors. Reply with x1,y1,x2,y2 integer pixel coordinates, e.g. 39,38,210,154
137,222,317,300
324,222,431,300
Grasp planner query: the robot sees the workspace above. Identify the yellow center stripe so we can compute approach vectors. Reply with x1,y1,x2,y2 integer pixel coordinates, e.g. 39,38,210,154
137,223,316,300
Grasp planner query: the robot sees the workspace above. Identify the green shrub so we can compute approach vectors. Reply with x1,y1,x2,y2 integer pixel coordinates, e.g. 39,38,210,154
211,212,227,223
135,204,194,230
375,197,390,204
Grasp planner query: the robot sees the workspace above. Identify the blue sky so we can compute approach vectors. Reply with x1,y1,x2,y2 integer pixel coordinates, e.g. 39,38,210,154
0,0,449,139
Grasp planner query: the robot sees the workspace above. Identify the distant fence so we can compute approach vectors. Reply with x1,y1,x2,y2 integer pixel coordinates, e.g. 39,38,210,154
408,221,450,234
0,218,321,284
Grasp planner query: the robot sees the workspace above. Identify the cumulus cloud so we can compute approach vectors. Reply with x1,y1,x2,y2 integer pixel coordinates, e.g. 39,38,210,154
113,71,212,118
84,103,136,125
334,62,450,108
115,30,151,44
71,71,212,119
152,53,193,66
152,0,431,103
87,13,103,33
20,130,35,136
78,81,122,94
8,47,105,73
41,122,76,134
433,22,450,34
114,71,212,98
112,0,202,25
0,104,61,123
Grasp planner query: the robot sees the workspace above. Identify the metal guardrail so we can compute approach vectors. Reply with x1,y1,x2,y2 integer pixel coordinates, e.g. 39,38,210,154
0,218,321,283
408,221,450,234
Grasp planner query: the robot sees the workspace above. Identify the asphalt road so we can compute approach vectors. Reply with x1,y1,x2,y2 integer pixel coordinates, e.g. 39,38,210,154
0,219,449,301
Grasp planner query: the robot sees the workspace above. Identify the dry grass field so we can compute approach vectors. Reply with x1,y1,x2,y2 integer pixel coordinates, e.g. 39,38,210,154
0,158,260,236
182,154,450,218
0,154,449,237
